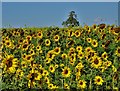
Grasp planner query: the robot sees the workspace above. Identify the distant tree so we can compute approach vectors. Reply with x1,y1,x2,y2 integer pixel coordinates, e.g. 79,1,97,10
62,11,79,27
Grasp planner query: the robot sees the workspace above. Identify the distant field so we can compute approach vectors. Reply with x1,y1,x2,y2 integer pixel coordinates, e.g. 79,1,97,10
1,24,120,90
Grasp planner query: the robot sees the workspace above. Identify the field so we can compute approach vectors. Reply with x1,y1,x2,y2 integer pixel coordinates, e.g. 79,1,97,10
1,24,120,90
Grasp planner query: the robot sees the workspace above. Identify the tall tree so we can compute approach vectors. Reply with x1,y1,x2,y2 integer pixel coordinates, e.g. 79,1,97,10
62,11,79,27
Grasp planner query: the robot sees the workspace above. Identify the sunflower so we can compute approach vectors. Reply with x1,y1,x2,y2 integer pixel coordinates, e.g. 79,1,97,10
115,47,120,57
86,26,91,33
112,65,117,72
2,55,18,73
26,35,32,41
15,69,24,79
39,67,44,76
68,51,75,57
28,80,36,88
37,31,43,39
98,23,106,30
30,44,35,49
101,52,108,60
45,39,51,46
21,61,27,69
45,58,51,64
48,83,54,89
54,35,60,42
64,83,70,89
5,40,12,48
76,72,81,81
103,60,112,67
29,49,35,56
69,59,75,66
46,51,55,60
27,69,42,87
61,53,68,59
22,43,29,51
18,39,23,44
91,39,98,47
44,77,50,84
55,64,59,68
62,67,71,78
94,76,104,85
76,46,82,52
101,33,106,40
92,24,97,30
113,27,120,35
69,54,76,61
85,47,92,54
86,38,92,43
77,52,84,59
75,62,84,70
25,54,33,63
49,64,55,73
70,47,75,52
43,70,49,77
22,53,27,60
114,36,120,43
53,47,61,55
23,39,29,44
68,30,74,37
91,56,102,68
77,80,87,89
60,63,64,67
74,30,81,37
36,45,41,51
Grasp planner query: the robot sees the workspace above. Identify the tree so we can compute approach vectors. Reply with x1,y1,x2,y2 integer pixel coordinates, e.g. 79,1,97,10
62,11,79,27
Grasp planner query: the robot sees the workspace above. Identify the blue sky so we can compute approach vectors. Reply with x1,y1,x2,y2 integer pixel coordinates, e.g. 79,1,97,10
2,2,118,28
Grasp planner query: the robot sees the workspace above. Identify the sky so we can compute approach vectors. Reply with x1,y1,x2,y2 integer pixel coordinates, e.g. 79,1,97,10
2,2,118,28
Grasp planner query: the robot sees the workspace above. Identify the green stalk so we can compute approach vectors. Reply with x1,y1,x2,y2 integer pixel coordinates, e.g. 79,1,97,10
89,69,92,90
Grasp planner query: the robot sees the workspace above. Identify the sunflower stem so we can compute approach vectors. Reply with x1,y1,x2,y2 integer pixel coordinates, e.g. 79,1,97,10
89,68,92,89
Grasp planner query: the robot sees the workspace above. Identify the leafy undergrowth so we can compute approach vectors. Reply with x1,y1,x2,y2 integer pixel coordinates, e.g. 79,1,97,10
1,24,120,90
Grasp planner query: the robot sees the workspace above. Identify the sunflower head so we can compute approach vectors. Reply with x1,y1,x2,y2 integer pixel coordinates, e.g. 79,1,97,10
92,39,98,47
74,30,81,37
91,56,102,68
36,45,41,51
62,67,71,78
37,31,43,39
77,80,86,89
85,47,92,54
22,43,29,51
26,35,32,41
53,47,61,55
54,35,60,42
48,83,54,89
44,77,50,84
46,51,55,60
101,52,108,60
64,83,70,89
45,39,51,46
3,55,17,73
49,64,55,73
61,53,68,59
78,52,84,59
92,24,97,30
68,30,74,37
86,38,92,43
94,76,104,85
76,46,82,52
115,47,120,57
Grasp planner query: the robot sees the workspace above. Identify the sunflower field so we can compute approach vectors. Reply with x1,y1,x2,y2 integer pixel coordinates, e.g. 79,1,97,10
0,24,120,90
